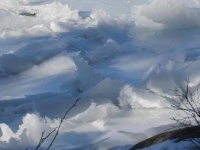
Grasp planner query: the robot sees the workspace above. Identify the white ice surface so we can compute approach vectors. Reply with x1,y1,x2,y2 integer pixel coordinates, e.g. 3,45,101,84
0,0,199,150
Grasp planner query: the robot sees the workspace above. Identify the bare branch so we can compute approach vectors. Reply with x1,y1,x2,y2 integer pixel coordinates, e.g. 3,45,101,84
35,98,80,150
170,79,200,148
47,98,80,150
35,128,57,150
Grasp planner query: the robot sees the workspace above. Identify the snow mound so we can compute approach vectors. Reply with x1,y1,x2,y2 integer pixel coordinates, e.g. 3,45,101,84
134,0,200,29
145,67,177,98
0,113,55,149
70,102,120,123
22,54,76,76
38,2,79,22
118,85,169,109
179,60,200,87
73,56,101,91
82,78,124,102
0,1,80,34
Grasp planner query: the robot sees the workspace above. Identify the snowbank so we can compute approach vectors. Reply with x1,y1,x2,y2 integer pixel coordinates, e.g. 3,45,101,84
134,0,200,29
118,85,169,109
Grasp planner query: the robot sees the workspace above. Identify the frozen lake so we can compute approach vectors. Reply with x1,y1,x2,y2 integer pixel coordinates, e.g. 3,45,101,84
0,0,200,149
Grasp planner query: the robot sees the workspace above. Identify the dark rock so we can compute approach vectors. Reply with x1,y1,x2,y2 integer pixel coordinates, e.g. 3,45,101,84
19,12,36,17
130,126,200,150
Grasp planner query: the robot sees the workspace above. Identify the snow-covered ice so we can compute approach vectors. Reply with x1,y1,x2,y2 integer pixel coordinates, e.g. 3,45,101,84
0,0,199,149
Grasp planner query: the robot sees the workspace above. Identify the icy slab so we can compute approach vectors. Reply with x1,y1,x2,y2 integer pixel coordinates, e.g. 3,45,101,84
0,0,200,149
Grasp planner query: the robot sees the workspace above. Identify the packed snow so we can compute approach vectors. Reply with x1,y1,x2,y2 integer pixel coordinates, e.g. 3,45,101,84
0,0,199,149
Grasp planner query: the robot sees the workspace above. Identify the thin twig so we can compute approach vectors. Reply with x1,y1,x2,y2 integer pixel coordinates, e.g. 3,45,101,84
35,98,80,150
35,128,57,150
47,98,80,150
